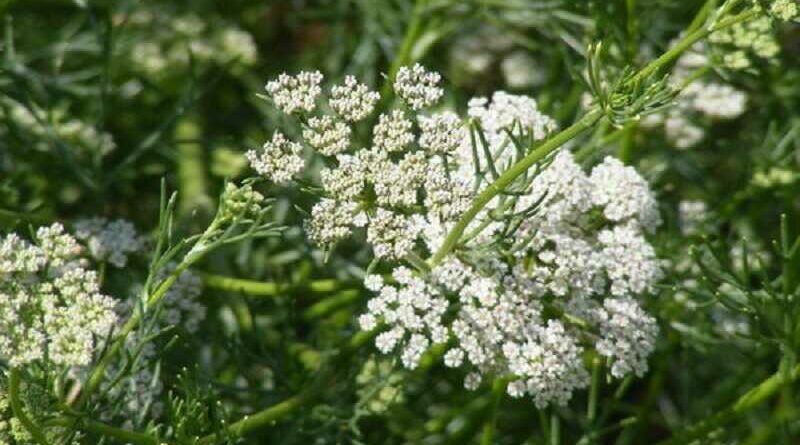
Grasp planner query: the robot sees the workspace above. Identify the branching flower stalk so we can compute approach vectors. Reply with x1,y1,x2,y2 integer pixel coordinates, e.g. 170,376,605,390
429,0,761,267
74,181,280,409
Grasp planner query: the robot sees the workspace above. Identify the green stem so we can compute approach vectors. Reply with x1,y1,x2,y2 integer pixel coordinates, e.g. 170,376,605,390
550,411,561,445
75,261,190,407
429,107,604,266
656,364,800,445
480,378,508,445
196,329,376,444
47,417,160,445
380,0,427,99
428,5,760,268
303,289,361,321
202,273,344,296
8,369,49,445
587,358,601,424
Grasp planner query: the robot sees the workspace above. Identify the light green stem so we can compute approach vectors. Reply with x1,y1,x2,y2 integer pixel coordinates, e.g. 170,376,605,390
76,261,190,407
202,273,344,296
429,107,604,266
48,417,161,445
480,378,508,445
656,364,800,445
8,369,49,445
380,0,427,99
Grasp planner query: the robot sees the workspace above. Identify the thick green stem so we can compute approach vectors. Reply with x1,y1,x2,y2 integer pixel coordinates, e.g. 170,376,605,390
656,364,800,445
202,273,344,297
48,417,161,445
480,378,508,445
8,369,49,445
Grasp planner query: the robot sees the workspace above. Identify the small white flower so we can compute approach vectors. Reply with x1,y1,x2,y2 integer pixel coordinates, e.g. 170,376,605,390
366,209,421,260
464,372,482,390
246,132,305,183
444,348,464,368
306,199,358,246
73,218,143,267
265,71,323,114
330,75,380,121
418,111,464,155
373,110,414,153
364,274,385,292
303,116,351,156
394,64,443,110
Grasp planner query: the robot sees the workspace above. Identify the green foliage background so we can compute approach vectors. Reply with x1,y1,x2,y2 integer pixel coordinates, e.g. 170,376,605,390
1,0,800,444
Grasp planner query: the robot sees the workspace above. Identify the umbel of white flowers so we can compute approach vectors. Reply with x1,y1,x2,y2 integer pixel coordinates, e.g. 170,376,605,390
0,224,117,367
249,65,661,407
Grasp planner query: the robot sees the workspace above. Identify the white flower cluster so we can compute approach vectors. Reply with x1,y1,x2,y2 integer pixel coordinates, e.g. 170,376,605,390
595,297,658,378
73,218,143,267
516,152,662,301
0,224,117,367
264,71,324,114
0,98,116,159
360,150,661,405
245,132,305,183
154,264,206,334
393,64,444,110
448,25,546,89
304,116,351,156
678,200,709,235
253,66,467,259
419,111,465,155
253,67,664,406
770,0,798,21
330,75,381,122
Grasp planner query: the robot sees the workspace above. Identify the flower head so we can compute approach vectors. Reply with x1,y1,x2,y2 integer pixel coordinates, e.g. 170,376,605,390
393,64,443,110
246,132,305,183
264,71,323,114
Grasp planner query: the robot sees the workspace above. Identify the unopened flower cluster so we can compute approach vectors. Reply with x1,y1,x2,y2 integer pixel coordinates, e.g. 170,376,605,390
251,66,662,407
0,224,117,367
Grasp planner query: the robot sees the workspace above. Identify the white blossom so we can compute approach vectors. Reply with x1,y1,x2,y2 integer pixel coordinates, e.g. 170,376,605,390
330,75,380,121
320,154,366,200
589,156,662,232
595,297,658,378
418,111,464,155
0,224,116,367
393,64,443,110
306,199,358,246
246,132,305,183
264,71,323,114
372,110,414,153
366,209,422,259
679,200,709,235
303,115,351,156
